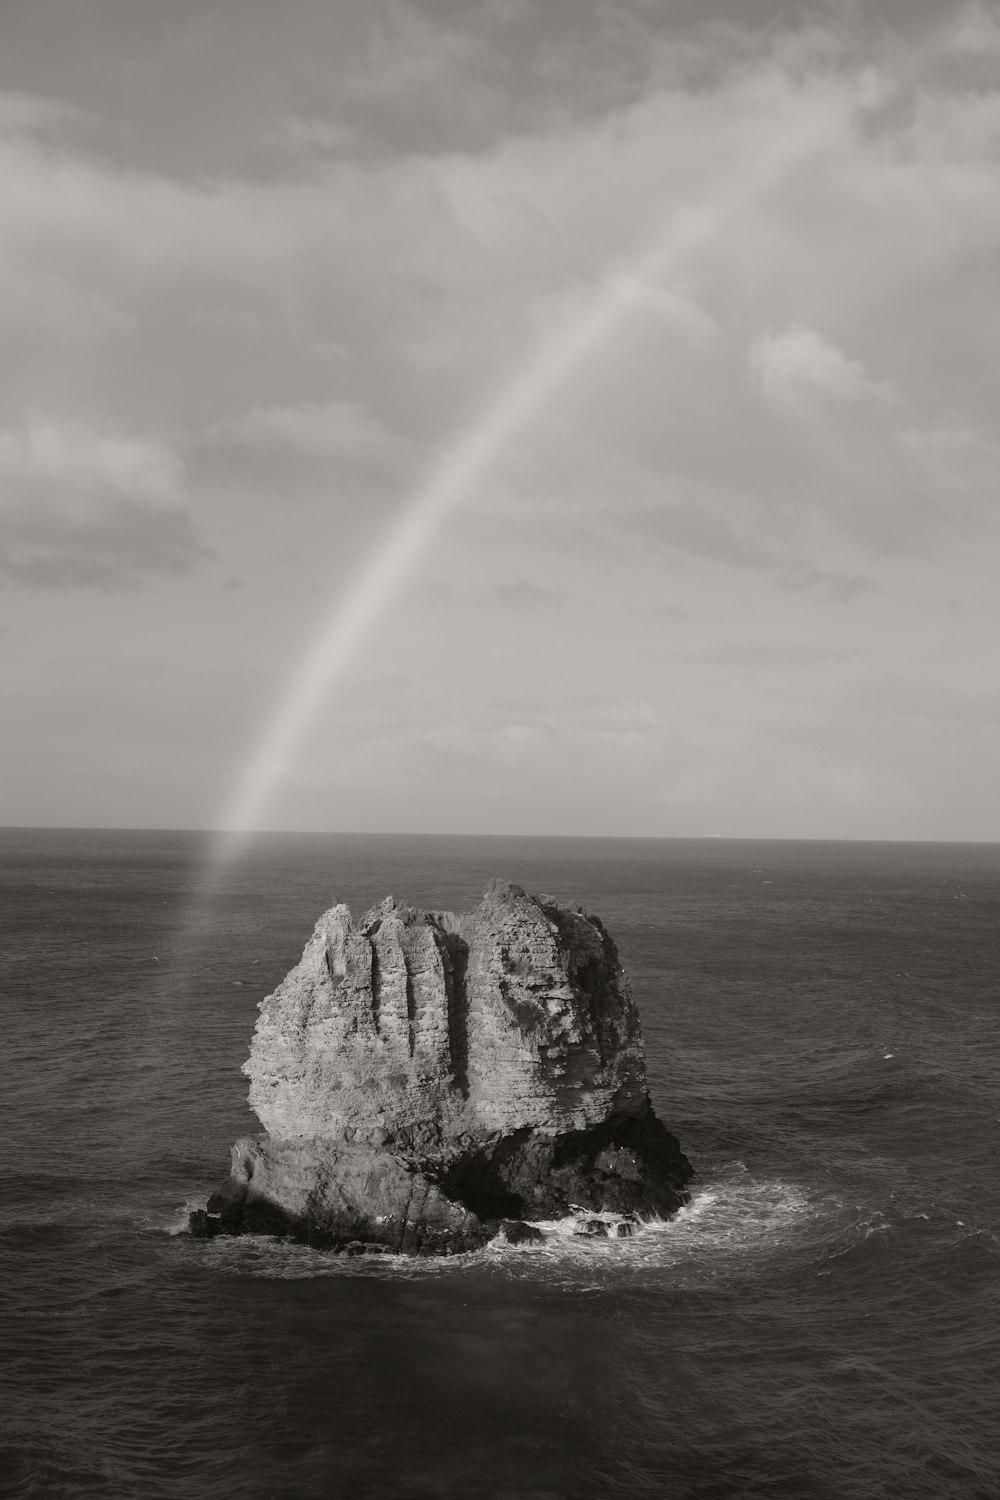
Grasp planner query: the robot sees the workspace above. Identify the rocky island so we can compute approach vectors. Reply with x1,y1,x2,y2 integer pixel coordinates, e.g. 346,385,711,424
192,879,692,1253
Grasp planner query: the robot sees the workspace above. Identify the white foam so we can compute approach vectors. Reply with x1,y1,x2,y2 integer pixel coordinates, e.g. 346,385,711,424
164,1200,205,1237
180,1173,836,1282
481,1174,823,1276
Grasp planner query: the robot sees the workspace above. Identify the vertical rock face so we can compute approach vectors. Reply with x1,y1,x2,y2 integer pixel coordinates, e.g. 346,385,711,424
195,881,692,1254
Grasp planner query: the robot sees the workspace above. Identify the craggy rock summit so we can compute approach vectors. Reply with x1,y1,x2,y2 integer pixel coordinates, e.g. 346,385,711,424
193,880,692,1253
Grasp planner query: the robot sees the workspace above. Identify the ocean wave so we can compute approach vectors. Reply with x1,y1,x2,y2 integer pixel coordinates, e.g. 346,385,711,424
163,1199,209,1237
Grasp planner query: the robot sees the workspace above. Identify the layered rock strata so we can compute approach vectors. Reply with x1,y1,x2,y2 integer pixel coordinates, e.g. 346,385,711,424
193,880,692,1253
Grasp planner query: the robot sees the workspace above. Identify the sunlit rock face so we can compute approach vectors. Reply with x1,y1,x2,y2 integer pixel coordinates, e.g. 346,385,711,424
194,880,692,1254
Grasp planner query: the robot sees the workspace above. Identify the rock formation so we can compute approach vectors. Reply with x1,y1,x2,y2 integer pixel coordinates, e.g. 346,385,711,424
192,880,692,1254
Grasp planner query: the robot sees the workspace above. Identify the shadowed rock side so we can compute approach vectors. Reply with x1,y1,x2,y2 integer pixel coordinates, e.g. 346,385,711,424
192,880,692,1254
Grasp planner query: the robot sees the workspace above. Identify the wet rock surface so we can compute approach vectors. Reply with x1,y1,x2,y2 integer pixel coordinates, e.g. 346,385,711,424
193,880,692,1254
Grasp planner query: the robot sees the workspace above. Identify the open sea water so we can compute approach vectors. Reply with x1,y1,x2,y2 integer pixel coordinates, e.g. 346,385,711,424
3,829,1000,1500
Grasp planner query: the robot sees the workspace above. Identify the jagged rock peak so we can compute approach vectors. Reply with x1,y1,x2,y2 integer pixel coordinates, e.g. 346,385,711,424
483,877,527,899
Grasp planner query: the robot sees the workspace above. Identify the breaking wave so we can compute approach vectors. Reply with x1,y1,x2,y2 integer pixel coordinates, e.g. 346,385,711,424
171,1164,852,1284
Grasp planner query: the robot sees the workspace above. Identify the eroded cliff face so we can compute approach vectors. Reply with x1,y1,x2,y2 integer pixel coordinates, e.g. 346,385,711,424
247,880,647,1149
193,881,691,1253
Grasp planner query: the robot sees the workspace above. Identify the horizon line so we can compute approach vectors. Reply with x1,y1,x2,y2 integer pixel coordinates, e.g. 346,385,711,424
2,824,999,847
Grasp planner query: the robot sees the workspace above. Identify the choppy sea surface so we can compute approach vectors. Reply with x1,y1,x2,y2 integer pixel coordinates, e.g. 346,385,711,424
3,829,1000,1500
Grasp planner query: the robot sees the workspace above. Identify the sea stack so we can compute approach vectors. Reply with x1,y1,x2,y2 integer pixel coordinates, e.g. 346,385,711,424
192,880,692,1253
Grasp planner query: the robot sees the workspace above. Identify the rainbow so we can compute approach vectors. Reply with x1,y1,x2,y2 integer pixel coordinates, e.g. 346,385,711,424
209,34,943,862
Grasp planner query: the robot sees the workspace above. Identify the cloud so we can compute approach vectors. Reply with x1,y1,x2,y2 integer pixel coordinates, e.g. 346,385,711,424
0,414,202,588
203,399,394,459
0,504,204,590
0,415,184,507
0,27,998,582
412,577,560,611
948,3,1000,60
749,323,895,407
0,38,996,385
777,564,876,602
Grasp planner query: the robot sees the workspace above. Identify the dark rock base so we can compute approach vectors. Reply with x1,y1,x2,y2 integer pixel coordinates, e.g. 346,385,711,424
188,1202,495,1256
438,1106,692,1223
190,1106,692,1256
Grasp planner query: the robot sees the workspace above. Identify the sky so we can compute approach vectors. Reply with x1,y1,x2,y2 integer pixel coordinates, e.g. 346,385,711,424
1,0,999,841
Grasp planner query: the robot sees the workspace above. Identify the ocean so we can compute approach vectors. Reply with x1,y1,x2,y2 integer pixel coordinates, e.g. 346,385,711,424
3,829,999,1499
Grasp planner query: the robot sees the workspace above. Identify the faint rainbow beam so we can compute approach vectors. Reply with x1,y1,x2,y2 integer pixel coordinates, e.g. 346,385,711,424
208,37,943,862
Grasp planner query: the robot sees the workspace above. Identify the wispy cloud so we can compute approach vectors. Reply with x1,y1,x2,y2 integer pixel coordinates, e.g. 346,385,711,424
203,399,395,459
899,414,1000,510
495,578,560,609
0,91,79,138
0,262,132,335
0,504,204,590
266,115,361,159
337,4,486,108
626,281,719,350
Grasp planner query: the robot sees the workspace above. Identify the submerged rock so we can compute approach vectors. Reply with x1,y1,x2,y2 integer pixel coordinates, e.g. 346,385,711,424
573,1214,639,1240
575,1218,611,1238
495,1219,545,1246
194,880,692,1254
